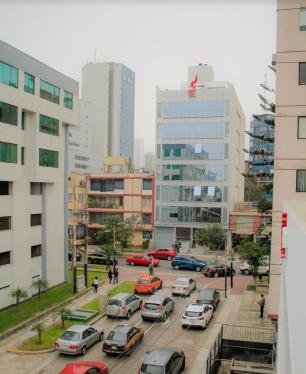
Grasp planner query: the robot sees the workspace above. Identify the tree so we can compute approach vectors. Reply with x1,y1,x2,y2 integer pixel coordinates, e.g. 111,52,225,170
235,240,269,283
244,177,265,202
31,323,44,344
32,278,49,301
195,224,225,260
59,308,72,328
257,199,272,213
9,288,28,311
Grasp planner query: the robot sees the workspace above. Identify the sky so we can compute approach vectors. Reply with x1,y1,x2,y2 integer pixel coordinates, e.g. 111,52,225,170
0,0,276,153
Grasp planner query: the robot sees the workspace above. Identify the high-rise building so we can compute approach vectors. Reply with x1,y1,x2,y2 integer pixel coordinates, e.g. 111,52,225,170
145,152,155,173
73,62,135,172
0,40,79,309
134,138,145,170
154,65,245,247
269,0,306,322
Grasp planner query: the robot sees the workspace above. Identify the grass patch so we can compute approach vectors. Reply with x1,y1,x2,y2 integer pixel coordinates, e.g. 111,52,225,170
82,298,100,312
67,270,106,286
107,281,135,300
246,284,256,291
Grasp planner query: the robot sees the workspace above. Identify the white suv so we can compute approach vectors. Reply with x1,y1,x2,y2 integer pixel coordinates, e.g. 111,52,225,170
239,260,269,275
182,303,213,329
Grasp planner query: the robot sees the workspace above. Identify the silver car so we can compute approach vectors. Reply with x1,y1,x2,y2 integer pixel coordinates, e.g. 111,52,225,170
141,296,174,322
140,348,185,374
106,293,143,319
171,277,196,296
54,325,104,355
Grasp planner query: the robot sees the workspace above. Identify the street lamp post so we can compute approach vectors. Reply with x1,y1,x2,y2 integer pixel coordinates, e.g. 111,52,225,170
72,184,78,294
113,222,116,279
79,180,89,288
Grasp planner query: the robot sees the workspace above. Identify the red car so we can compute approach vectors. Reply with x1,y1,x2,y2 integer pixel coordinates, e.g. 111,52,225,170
126,254,159,267
147,248,177,261
59,361,108,374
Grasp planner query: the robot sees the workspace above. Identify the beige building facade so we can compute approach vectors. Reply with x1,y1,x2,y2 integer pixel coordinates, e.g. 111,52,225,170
269,0,306,320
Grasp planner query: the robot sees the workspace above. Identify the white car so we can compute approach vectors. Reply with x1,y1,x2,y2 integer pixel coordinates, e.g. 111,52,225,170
239,260,269,275
171,277,196,296
182,303,213,329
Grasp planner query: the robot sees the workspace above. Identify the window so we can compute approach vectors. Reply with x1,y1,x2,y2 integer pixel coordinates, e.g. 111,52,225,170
0,216,11,230
300,8,306,31
161,122,225,140
142,214,152,225
143,231,152,239
160,206,221,223
31,214,42,226
21,111,25,130
143,179,152,190
0,251,10,266
39,114,59,136
24,72,35,94
39,148,59,168
0,61,18,88
162,143,224,160
30,183,42,195
78,194,84,203
0,100,18,126
0,182,9,195
40,80,60,104
21,146,25,165
296,170,306,192
31,245,41,258
298,117,306,138
64,91,73,109
162,100,224,118
160,164,225,182
299,63,306,85
0,142,17,163
68,193,73,203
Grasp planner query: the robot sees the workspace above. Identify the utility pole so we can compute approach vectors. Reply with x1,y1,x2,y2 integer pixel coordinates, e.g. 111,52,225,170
80,179,89,288
72,185,77,294
228,230,234,288
113,221,116,277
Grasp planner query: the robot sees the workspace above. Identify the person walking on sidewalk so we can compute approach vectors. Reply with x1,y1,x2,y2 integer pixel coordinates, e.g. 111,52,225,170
93,277,99,294
257,294,266,318
113,267,119,284
148,259,154,275
108,269,113,284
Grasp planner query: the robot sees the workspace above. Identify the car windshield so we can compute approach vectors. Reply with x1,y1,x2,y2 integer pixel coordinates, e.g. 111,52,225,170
108,300,121,306
60,331,80,341
199,290,213,299
141,364,164,374
138,280,149,285
185,311,202,317
107,331,126,342
144,303,160,310
175,280,188,286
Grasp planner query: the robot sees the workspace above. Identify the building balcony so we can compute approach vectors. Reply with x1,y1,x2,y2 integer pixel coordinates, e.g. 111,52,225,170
88,190,124,196
87,207,124,213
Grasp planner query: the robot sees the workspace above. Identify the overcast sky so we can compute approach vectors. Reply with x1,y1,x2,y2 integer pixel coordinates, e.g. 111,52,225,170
0,0,276,152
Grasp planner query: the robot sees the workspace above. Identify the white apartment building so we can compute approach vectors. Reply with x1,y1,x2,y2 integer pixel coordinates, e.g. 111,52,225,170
0,40,78,309
134,138,145,170
155,65,245,247
73,62,135,172
269,0,306,321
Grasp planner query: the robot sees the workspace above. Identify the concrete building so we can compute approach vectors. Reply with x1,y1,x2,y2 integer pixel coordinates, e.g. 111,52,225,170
269,0,306,321
155,65,245,247
78,62,135,172
145,152,155,173
134,138,145,171
0,40,78,309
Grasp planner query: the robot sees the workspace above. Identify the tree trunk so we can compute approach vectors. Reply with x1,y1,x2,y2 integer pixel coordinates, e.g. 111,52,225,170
16,298,19,311
38,331,42,344
61,317,64,329
38,288,41,301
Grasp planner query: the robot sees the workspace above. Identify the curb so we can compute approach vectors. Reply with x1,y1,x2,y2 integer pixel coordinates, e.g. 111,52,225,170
7,347,55,355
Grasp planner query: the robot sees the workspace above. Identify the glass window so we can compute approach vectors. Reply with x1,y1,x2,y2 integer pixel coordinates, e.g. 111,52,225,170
90,179,124,192
299,63,306,85
31,214,41,226
161,122,224,140
162,101,224,118
142,214,152,224
160,185,222,202
143,231,152,239
161,164,225,182
64,91,73,109
39,114,59,136
160,206,221,223
21,111,25,130
162,143,224,160
0,100,18,126
31,245,41,258
300,8,306,31
21,146,25,165
0,142,17,163
24,72,35,94
30,182,42,195
0,182,9,195
39,148,59,168
296,170,306,192
40,80,60,104
143,179,152,190
0,251,10,266
0,61,18,88
0,216,11,230
89,212,124,225
298,117,306,138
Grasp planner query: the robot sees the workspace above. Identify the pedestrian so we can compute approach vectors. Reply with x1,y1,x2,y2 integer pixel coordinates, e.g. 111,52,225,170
108,269,113,284
93,276,99,294
113,267,119,284
149,259,154,275
257,294,266,318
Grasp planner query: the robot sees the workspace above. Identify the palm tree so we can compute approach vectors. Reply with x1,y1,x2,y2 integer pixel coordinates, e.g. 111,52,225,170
9,288,28,311
32,278,48,301
60,308,72,328
31,323,44,344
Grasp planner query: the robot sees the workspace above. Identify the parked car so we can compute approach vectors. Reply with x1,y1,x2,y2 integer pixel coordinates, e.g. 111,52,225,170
203,263,235,278
126,254,159,267
59,361,108,374
147,248,177,261
141,295,174,322
239,260,269,275
182,303,213,329
54,325,104,356
87,252,117,265
134,274,162,294
171,277,196,296
196,288,220,310
171,256,206,272
140,348,185,374
106,293,142,319
102,324,144,356
68,250,82,262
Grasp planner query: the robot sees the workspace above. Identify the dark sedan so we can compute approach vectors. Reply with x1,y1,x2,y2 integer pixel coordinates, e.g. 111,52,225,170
203,263,235,278
87,252,117,265
68,250,82,262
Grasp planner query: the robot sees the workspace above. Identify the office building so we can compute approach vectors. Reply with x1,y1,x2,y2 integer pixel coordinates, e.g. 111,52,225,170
134,138,145,170
145,152,155,173
0,40,79,309
154,65,245,247
269,0,306,321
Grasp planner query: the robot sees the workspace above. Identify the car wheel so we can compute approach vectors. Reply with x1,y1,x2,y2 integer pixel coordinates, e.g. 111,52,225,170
130,262,135,266
126,310,131,320
195,266,201,272
167,256,172,261
243,269,250,275
204,320,208,329
151,288,155,295
81,346,86,355
99,332,104,341
163,312,168,322
159,281,163,289
138,301,143,310
214,272,219,278
174,265,180,270
181,357,185,371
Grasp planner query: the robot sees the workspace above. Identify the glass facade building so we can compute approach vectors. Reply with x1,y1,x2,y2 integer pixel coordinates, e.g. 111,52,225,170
0,61,18,88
